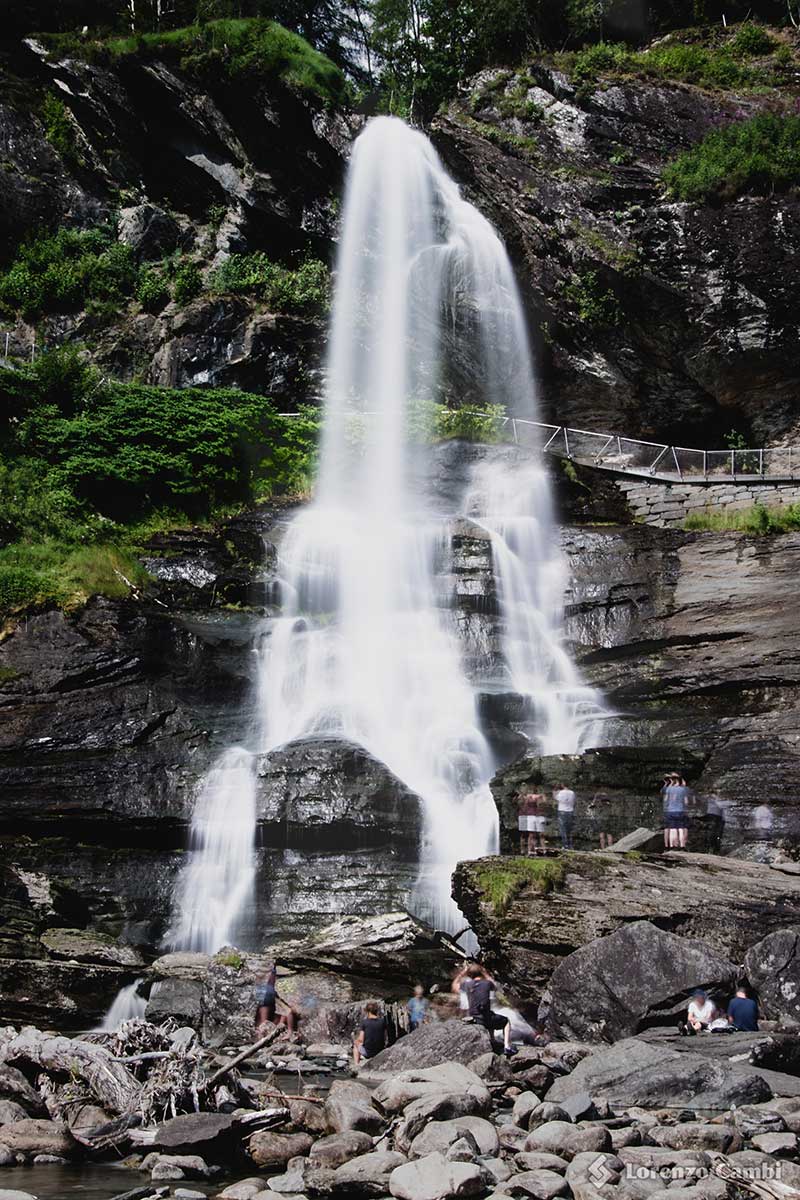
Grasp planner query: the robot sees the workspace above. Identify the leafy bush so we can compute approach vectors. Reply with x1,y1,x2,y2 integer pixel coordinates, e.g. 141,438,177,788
41,93,82,168
0,459,106,545
0,227,136,319
0,564,56,617
663,113,800,202
731,23,776,57
211,253,330,315
568,35,770,91
136,268,171,312
256,405,320,497
173,262,202,306
22,383,280,519
0,542,148,619
562,270,620,326
434,405,506,443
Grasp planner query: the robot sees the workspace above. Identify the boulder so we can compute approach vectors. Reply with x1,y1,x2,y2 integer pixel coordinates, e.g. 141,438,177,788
499,1169,571,1198
324,1080,384,1135
744,928,800,1025
650,1123,738,1152
514,1153,569,1174
389,1150,488,1200
498,1125,529,1152
409,1116,500,1158
145,978,203,1027
0,1118,74,1157
310,1131,374,1168
248,1131,313,1169
732,1105,787,1138
151,952,211,980
511,1093,541,1130
0,1102,26,1125
328,1149,407,1196
39,927,144,967
524,1123,611,1161
395,1089,492,1155
547,922,736,1042
118,204,183,260
288,1096,328,1136
0,1064,44,1111
148,1112,236,1152
750,1132,798,1155
547,1038,771,1111
367,1022,492,1072
375,1063,490,1114
527,1104,571,1131
218,1181,266,1199
446,1134,479,1161
201,952,260,1046
151,1153,212,1180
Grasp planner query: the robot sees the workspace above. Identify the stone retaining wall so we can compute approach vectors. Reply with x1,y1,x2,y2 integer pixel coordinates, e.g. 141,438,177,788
615,478,800,527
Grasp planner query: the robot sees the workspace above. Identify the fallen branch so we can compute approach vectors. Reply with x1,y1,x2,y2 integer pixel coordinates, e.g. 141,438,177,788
710,1152,800,1199
0,1027,140,1114
205,1026,282,1090
112,1051,173,1064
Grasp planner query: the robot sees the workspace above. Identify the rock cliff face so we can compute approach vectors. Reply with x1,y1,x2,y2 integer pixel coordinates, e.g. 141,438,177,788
433,67,800,445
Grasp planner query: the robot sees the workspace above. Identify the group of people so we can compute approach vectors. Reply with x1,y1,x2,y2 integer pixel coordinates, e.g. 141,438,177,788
516,784,613,852
680,985,759,1035
515,774,733,854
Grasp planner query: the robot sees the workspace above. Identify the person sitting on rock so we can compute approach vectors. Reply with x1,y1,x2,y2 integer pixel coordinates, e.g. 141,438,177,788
680,988,715,1035
353,1000,387,1067
407,983,428,1031
464,963,517,1058
254,962,297,1035
728,985,759,1032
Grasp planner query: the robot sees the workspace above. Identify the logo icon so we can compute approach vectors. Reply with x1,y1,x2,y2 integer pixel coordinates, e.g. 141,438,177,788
588,1155,615,1187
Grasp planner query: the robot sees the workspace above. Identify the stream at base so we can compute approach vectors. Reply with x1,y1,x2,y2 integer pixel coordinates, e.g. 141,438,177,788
0,1163,218,1198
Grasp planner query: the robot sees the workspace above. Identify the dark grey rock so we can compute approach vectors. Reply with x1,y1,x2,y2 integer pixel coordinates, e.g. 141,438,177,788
145,978,203,1028
118,204,182,261
366,1021,492,1073
744,927,800,1026
546,921,737,1042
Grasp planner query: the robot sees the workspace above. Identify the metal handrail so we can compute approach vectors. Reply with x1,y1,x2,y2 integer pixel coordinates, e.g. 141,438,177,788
275,412,800,483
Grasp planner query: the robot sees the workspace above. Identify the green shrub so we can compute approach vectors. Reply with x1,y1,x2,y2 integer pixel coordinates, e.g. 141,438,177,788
41,93,82,169
211,253,330,315
43,20,346,108
567,36,766,91
0,564,57,617
172,262,202,306
573,41,631,82
0,459,105,545
731,23,776,57
434,405,506,443
136,268,171,312
0,226,136,319
256,405,320,497
663,113,800,202
562,270,620,326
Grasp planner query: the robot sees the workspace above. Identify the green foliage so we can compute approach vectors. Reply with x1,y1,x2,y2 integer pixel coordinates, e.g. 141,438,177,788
211,253,330,315
434,405,506,443
562,270,620,326
0,459,106,545
172,262,203,306
45,19,347,107
459,115,539,159
731,23,776,56
473,856,567,915
684,502,800,533
41,93,83,169
0,227,136,320
256,405,320,497
663,113,800,202
215,948,245,968
136,268,171,312
0,542,148,620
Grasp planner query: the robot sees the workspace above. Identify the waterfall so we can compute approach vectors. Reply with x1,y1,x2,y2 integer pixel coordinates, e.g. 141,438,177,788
168,114,605,946
169,746,257,953
97,978,146,1031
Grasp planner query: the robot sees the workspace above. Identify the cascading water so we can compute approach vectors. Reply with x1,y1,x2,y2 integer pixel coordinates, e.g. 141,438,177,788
166,114,605,951
97,978,146,1031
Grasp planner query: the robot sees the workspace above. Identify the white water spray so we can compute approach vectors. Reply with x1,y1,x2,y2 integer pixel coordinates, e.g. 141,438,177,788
169,115,605,946
97,977,146,1031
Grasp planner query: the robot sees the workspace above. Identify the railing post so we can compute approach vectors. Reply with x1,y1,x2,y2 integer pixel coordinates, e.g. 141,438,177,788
563,427,571,459
703,450,707,479
512,418,518,444
731,449,735,478
759,448,764,478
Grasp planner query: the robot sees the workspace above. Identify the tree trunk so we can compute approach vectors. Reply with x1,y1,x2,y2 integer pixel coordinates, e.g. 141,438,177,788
0,1027,140,1115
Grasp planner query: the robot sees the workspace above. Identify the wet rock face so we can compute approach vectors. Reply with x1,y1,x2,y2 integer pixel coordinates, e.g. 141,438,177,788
433,69,800,445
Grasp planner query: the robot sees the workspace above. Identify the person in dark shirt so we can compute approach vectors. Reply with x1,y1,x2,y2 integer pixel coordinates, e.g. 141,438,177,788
353,1000,387,1066
465,964,516,1057
728,987,759,1032
254,962,297,1033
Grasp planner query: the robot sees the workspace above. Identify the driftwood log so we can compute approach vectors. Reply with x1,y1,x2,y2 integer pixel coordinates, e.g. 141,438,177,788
205,1025,282,1089
711,1153,800,1199
0,1026,140,1114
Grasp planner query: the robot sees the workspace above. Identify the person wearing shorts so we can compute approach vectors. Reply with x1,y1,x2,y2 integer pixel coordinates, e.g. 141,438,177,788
517,790,547,854
663,773,690,849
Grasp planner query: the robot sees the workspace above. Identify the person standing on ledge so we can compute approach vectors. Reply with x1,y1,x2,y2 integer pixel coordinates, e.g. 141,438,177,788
554,782,577,849
517,789,545,855
353,1000,387,1067
663,772,690,850
407,983,428,1030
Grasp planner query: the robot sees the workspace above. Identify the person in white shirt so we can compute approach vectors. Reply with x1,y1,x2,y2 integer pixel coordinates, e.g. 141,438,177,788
554,782,577,849
681,989,715,1035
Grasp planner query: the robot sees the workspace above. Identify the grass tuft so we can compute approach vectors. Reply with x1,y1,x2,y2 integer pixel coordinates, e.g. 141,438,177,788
473,856,567,915
684,502,800,534
663,113,800,203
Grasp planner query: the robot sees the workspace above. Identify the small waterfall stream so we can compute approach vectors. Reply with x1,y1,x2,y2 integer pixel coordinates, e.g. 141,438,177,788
165,115,605,952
